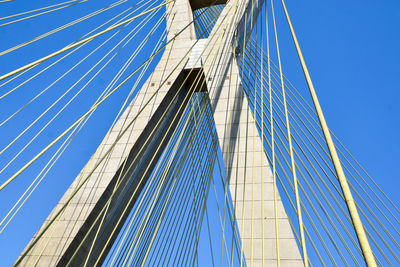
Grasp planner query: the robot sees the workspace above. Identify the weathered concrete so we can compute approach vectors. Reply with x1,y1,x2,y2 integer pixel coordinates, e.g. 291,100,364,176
18,0,303,266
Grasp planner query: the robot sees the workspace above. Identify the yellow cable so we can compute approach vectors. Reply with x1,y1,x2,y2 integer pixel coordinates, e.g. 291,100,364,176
241,52,384,265
279,0,377,266
0,1,184,192
267,46,400,240
243,52,351,264
18,1,260,266
16,15,174,265
26,7,170,264
0,0,149,100
139,90,210,266
0,0,172,81
270,0,308,265
240,73,323,265
88,2,244,266
83,7,177,265
63,5,236,264
112,3,242,264
0,0,81,21
260,2,266,266
0,0,131,57
0,0,88,27
264,1,281,266
0,4,162,192
238,9,248,267
0,6,153,156
249,2,257,266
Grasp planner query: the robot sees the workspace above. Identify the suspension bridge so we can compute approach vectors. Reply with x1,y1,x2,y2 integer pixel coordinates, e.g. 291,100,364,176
0,0,399,266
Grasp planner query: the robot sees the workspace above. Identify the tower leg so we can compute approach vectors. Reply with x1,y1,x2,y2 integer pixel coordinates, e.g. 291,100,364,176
201,0,304,265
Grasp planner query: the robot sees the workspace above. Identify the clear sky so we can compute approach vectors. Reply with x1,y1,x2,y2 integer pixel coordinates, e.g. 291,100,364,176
0,0,399,265
282,0,400,197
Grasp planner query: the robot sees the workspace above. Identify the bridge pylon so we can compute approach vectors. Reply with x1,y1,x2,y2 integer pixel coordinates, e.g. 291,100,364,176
18,0,303,265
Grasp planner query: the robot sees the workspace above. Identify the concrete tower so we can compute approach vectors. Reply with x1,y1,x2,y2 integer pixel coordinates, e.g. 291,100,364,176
18,0,303,266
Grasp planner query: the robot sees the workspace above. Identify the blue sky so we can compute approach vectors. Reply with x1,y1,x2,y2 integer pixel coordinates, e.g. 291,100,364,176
0,0,399,265
280,0,400,194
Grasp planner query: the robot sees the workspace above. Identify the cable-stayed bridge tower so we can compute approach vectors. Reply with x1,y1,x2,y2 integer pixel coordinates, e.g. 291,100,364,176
0,0,398,266
17,0,303,265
